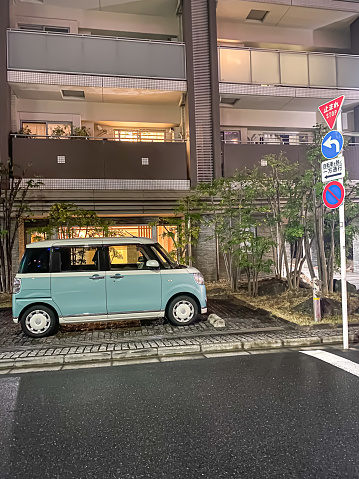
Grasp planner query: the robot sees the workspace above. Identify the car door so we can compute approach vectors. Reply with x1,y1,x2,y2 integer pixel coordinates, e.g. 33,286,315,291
105,244,162,317
51,245,107,320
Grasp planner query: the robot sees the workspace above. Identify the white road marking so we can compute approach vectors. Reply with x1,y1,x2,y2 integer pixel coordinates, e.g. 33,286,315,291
0,377,20,477
300,350,359,377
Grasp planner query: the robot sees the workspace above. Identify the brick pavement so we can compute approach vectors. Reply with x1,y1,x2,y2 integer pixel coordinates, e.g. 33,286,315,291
1,298,358,372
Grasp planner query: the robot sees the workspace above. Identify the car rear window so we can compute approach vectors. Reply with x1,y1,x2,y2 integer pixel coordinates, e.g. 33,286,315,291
18,247,50,274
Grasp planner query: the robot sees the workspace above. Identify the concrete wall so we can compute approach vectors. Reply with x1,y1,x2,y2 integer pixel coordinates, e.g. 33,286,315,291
11,1,178,37
12,137,188,181
220,108,316,131
15,99,181,132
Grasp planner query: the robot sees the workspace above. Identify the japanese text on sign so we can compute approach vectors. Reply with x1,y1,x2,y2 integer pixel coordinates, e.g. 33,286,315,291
322,157,343,176
322,100,340,122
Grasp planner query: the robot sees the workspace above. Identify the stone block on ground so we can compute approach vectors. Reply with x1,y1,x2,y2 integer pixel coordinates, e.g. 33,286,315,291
293,297,342,317
333,279,357,295
208,314,226,328
257,280,287,296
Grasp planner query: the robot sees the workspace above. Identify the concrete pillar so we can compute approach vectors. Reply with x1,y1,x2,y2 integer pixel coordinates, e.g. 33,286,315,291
0,1,11,164
350,16,359,55
182,0,221,185
353,235,359,273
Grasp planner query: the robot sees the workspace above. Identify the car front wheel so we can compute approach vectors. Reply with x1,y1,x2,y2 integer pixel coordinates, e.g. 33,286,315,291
166,295,198,326
20,305,58,338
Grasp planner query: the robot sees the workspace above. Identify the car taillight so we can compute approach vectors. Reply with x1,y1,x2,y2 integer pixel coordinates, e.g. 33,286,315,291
13,277,21,294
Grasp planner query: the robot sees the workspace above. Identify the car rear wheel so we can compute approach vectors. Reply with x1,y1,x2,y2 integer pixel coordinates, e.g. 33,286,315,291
20,305,58,338
166,295,198,326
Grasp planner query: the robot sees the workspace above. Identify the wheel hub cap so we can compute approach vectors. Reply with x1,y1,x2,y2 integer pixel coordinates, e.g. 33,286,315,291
173,301,194,323
25,310,50,334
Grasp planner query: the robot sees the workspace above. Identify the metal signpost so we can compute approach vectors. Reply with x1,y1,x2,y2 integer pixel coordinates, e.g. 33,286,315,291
319,96,348,350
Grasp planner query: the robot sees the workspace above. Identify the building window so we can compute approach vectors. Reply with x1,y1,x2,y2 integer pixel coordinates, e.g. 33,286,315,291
21,121,72,137
18,24,70,34
114,129,166,142
30,225,177,256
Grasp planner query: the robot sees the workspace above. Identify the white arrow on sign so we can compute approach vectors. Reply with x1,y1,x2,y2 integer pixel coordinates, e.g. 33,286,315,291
323,136,340,153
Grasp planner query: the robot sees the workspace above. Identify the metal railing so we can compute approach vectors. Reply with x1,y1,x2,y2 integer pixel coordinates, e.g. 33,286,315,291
218,45,359,89
11,134,186,143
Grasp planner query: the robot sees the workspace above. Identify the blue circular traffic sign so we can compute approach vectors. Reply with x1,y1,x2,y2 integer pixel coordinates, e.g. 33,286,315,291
323,181,345,209
321,130,343,160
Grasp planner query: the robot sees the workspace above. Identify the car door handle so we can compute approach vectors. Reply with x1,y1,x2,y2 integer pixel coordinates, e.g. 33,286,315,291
110,274,124,279
89,274,105,280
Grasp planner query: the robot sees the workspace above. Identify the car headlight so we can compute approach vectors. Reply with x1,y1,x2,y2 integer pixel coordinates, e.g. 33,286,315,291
193,273,205,285
13,277,21,294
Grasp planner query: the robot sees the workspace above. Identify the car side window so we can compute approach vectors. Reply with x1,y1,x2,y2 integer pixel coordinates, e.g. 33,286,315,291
53,246,102,272
18,248,50,274
109,245,149,271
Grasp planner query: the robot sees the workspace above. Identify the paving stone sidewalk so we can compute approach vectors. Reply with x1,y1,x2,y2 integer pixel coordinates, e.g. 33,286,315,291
1,297,358,371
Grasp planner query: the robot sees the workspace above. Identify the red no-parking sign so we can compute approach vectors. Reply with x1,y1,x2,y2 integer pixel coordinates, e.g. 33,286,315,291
322,181,345,209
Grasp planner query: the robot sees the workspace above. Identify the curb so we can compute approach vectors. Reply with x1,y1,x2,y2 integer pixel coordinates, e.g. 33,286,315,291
0,333,356,372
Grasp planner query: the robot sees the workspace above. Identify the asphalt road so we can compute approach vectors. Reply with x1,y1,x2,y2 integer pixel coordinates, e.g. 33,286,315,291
2,349,359,479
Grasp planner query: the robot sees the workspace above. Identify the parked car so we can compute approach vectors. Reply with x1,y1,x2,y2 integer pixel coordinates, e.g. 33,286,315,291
12,237,207,338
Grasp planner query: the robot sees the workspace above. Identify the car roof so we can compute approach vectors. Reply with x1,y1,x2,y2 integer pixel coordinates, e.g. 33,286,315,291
26,237,157,248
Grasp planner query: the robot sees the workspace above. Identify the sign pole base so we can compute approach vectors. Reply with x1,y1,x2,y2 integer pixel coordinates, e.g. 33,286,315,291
339,199,349,350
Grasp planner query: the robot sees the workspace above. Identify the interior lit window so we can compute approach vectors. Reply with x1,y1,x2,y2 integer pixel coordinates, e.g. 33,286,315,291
47,123,72,136
30,225,177,255
114,129,165,142
21,121,72,136
21,122,46,136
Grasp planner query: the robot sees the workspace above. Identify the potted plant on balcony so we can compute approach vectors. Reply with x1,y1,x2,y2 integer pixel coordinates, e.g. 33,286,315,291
17,126,33,138
73,126,91,139
51,125,67,138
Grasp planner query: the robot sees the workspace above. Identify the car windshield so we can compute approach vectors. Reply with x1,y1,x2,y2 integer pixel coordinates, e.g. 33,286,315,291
152,243,178,269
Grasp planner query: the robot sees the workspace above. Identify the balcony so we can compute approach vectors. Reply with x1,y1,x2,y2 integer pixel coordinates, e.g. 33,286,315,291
7,30,186,80
222,142,359,180
219,46,359,89
12,136,189,190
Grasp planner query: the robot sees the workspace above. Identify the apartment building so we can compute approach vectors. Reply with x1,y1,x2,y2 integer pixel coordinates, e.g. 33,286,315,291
2,0,359,280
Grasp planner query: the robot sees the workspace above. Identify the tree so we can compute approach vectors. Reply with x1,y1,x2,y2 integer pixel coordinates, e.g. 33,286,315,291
196,173,275,293
151,194,202,265
0,162,41,293
304,124,359,294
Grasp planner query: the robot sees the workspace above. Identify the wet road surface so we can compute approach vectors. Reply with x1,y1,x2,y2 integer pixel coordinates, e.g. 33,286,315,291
2,348,359,478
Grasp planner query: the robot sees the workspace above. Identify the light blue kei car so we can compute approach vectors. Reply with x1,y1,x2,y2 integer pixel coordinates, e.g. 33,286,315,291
12,237,207,338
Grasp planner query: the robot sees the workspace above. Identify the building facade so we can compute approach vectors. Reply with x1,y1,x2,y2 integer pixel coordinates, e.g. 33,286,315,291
2,0,359,280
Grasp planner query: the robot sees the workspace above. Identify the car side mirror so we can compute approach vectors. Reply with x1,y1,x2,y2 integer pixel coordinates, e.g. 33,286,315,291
146,260,159,269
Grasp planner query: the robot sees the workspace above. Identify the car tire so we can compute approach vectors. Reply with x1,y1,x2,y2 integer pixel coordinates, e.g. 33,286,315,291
20,305,59,338
166,295,198,326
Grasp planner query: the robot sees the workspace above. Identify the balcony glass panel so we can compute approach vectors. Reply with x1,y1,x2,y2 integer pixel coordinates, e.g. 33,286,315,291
308,54,336,87
337,55,359,88
7,30,186,80
280,52,308,86
251,51,280,84
218,48,251,82
218,46,359,89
